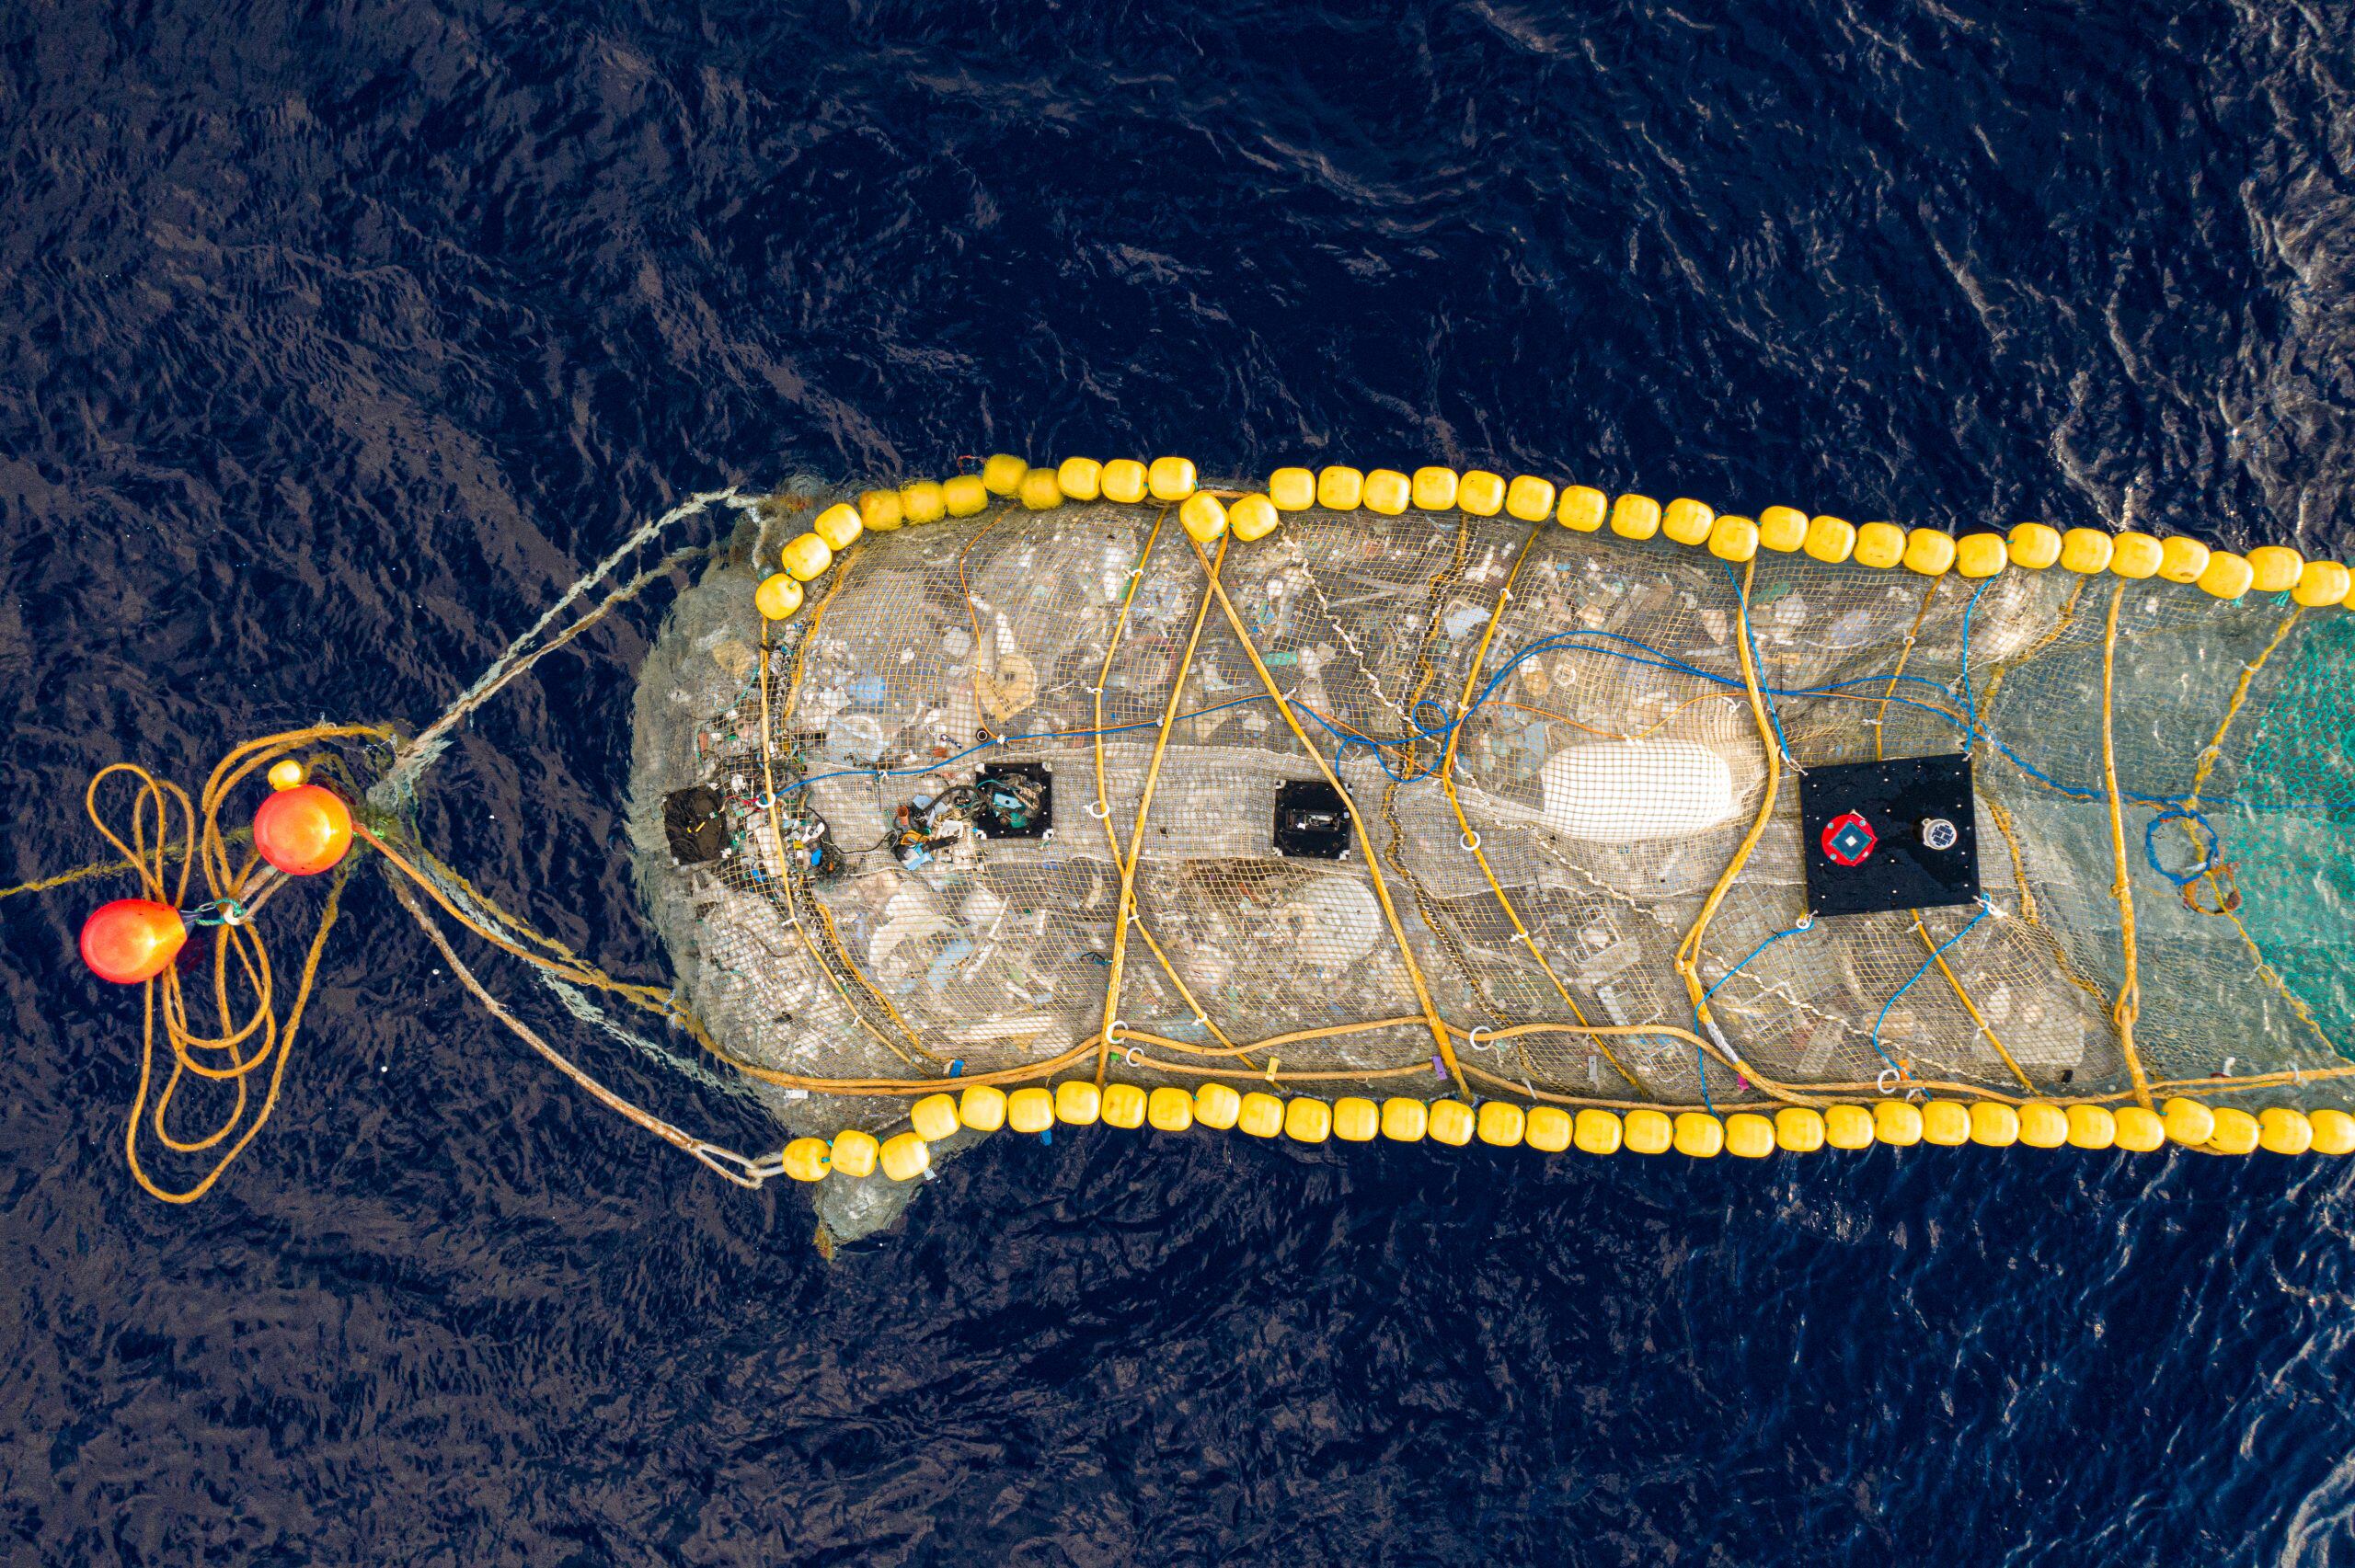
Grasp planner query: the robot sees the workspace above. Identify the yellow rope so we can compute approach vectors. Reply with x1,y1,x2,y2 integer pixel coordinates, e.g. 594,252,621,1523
2099,579,2154,1108
1674,560,1779,1033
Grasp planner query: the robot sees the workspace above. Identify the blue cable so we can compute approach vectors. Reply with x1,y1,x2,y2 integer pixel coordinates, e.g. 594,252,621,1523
1867,902,1991,1076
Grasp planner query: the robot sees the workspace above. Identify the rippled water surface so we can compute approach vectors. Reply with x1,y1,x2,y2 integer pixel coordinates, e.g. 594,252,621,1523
6,2,2355,1562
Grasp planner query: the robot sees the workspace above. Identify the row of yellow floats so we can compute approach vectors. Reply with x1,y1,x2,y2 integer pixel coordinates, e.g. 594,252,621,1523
787,1088,2355,1184
753,452,2355,624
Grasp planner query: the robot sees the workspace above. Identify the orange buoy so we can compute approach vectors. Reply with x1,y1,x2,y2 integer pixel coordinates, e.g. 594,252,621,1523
252,784,353,876
79,899,188,984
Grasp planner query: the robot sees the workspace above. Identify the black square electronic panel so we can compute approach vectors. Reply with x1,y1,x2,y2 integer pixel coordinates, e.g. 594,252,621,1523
1798,754,1980,918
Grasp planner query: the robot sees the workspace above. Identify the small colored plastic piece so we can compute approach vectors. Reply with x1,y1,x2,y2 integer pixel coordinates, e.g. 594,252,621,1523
755,574,804,621
2197,551,2254,599
1380,1097,1430,1142
2016,1102,2070,1149
2059,527,2114,574
1725,1112,1775,1158
1854,521,1907,569
267,758,307,791
1873,1098,1924,1146
943,475,990,516
1178,492,1228,544
2308,1109,2355,1155
1007,1087,1055,1134
1284,1097,1334,1143
879,1132,931,1181
1903,528,1958,577
780,532,833,581
1147,456,1198,501
1824,1104,1876,1150
1661,497,1716,545
79,899,188,984
1056,458,1103,500
1316,465,1365,510
2292,560,2351,608
2111,1105,2166,1151
2246,545,2303,593
1556,486,1609,532
1774,1107,1826,1153
1017,467,1064,510
1100,459,1150,504
1053,1080,1102,1126
2162,1097,2215,1147
911,1093,959,1142
2157,536,2211,584
1955,532,2008,578
1505,475,1556,522
1428,1100,1476,1146
1804,515,1856,564
2206,1106,2261,1155
2007,522,2063,568
1237,1091,1285,1138
1269,467,1316,510
1572,1108,1624,1155
1147,1086,1195,1132
1458,471,1507,516
1708,515,1759,562
2257,1107,2314,1155
1610,493,1662,540
781,1138,831,1182
1362,469,1411,515
1968,1102,2020,1148
1671,1111,1724,1158
1228,494,1281,541
829,1128,879,1178
1410,466,1459,510
900,479,948,523
857,489,905,532
959,1084,1008,1132
1333,1096,1381,1142
1524,1106,1573,1152
981,453,1028,495
1757,506,1809,553
1622,1108,1674,1154
1101,1082,1148,1129
2063,1104,2117,1150
1194,1082,1242,1130
1920,1100,1971,1145
253,784,352,876
1475,1101,1525,1148
2109,532,2163,579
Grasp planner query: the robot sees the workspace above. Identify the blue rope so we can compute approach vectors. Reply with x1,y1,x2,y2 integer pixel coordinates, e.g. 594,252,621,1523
1702,919,1814,1005
2144,806,2222,887
1867,901,1991,1076
1723,561,1795,764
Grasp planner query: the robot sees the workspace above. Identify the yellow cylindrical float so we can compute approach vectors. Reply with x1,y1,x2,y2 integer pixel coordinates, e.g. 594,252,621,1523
1237,1092,1285,1138
1661,497,1716,545
1194,1082,1243,1130
1017,467,1064,511
2308,1109,2355,1155
2257,1107,2314,1155
2112,1105,2166,1151
1380,1097,1430,1142
2162,1097,2215,1147
1573,1108,1624,1155
1056,457,1103,500
1804,515,1856,564
1429,1100,1476,1147
1854,521,1907,569
857,489,906,532
1505,475,1556,522
1100,459,1150,504
1955,533,2008,578
1556,486,1608,532
1671,1111,1724,1158
1757,505,1809,553
1101,1082,1148,1129
2016,1102,2069,1149
2197,551,2254,599
755,574,805,621
2206,1106,2261,1155
830,1127,880,1178
2109,532,2163,579
1921,1100,1972,1146
1334,1096,1381,1142
1708,515,1759,562
2157,536,2211,583
2063,1104,2117,1150
1475,1101,1526,1148
900,478,948,523
1007,1087,1054,1134
1902,528,1957,577
2293,561,2351,608
782,1138,831,1182
981,453,1028,495
911,1093,960,1142
943,474,990,516
1873,1099,1924,1146
812,502,863,551
1774,1107,1826,1153
1610,493,1662,540
1459,471,1507,516
1054,1080,1102,1126
1284,1097,1334,1144
879,1131,930,1182
1146,1086,1195,1132
1316,465,1364,510
1525,1106,1573,1152
780,533,833,581
959,1083,1009,1132
1725,1113,1775,1159
1968,1102,2020,1148
1229,493,1281,541
1824,1104,1875,1150
2058,527,2114,574
2246,544,2303,593
1178,492,1228,544
2007,522,2062,568
1147,456,1197,501
1362,469,1411,515
1410,466,1459,510
1269,467,1316,510
1623,1108,1674,1154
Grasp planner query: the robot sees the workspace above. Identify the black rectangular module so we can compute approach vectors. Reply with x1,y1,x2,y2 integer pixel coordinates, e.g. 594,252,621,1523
663,786,726,866
1798,754,1980,918
1274,779,1351,859
974,763,1052,839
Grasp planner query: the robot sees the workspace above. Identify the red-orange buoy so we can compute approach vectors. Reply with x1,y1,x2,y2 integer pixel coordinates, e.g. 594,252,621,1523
252,784,353,876
79,899,188,985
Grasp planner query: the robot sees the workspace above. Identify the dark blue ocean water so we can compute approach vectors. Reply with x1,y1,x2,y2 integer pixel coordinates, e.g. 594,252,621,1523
6,2,2354,1562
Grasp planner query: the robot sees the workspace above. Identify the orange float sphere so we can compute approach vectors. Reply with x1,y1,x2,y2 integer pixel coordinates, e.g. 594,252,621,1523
252,784,353,876
79,899,188,984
